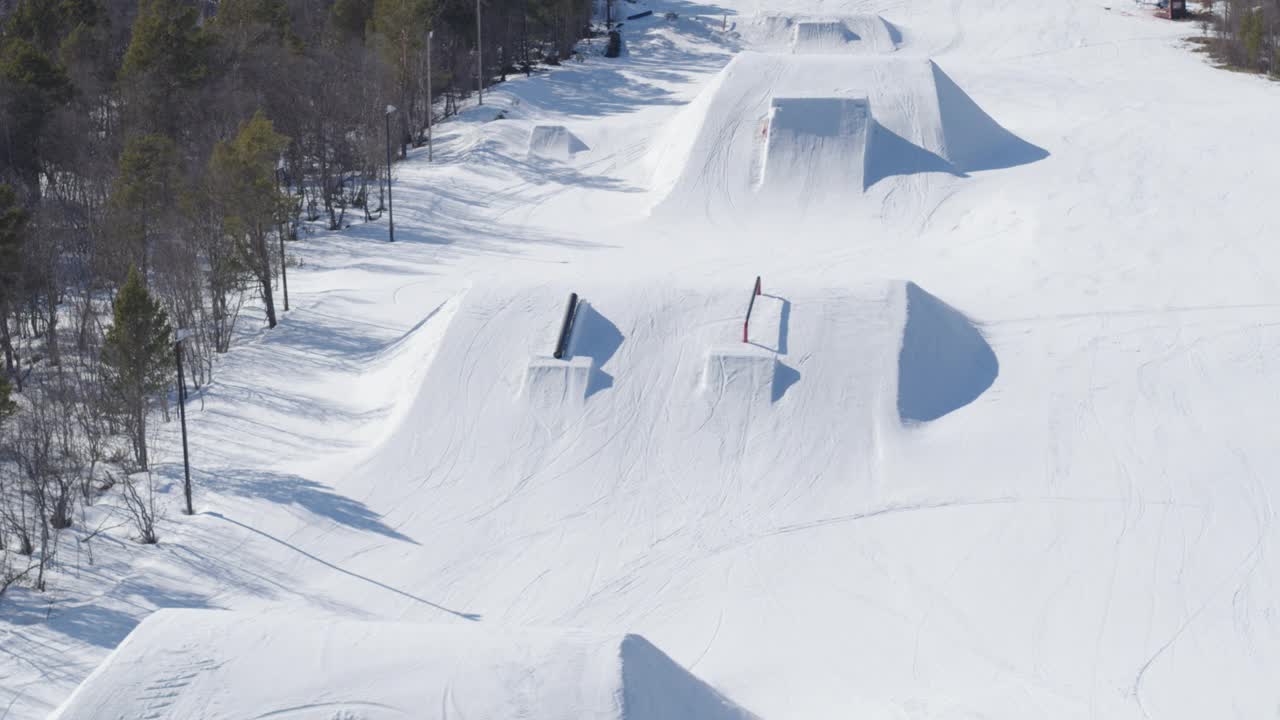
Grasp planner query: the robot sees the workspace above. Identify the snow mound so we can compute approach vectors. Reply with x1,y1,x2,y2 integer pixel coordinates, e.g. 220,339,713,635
740,14,900,54
897,282,998,423
759,96,871,200
528,124,589,160
50,610,755,720
649,53,1045,220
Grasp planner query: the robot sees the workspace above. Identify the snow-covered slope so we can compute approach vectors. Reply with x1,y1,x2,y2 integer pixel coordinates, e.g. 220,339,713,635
8,0,1280,718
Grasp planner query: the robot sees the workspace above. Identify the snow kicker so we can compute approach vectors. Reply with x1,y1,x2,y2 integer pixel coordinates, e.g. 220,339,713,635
49,610,756,720
739,14,901,55
528,124,589,160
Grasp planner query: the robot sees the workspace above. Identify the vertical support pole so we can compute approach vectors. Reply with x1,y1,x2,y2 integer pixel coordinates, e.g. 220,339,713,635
476,0,484,105
427,32,434,162
385,110,395,242
176,340,193,516
276,166,289,311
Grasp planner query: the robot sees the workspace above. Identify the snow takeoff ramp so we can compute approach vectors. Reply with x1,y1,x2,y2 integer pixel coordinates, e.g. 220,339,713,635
50,610,755,720
760,96,871,201
528,124,588,160
741,14,900,54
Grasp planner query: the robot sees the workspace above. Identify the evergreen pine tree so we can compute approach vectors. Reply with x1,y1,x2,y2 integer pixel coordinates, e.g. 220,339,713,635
102,265,173,471
0,376,14,419
119,0,211,136
0,184,26,377
110,133,180,279
210,111,290,329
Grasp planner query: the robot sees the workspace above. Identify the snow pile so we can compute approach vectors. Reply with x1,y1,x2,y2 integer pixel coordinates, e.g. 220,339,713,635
897,282,998,423
739,14,900,54
528,124,589,160
650,53,1044,221
50,610,755,720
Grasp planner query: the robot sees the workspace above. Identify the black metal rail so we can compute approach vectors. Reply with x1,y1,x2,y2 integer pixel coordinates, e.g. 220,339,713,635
553,292,580,359
743,276,761,343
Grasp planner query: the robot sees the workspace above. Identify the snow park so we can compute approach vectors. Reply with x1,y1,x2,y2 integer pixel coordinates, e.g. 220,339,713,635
2,0,1280,718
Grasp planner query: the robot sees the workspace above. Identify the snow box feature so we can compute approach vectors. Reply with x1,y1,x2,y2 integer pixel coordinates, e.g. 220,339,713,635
702,346,777,403
897,282,998,422
761,96,871,196
49,610,758,720
528,124,589,160
524,355,593,405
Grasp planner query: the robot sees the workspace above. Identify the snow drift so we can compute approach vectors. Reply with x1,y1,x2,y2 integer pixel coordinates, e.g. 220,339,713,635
49,610,755,720
649,53,1046,220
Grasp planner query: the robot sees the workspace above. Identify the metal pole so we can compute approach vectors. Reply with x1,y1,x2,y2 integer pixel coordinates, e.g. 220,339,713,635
476,0,483,105
275,167,289,311
427,31,434,162
385,109,395,242
176,340,193,515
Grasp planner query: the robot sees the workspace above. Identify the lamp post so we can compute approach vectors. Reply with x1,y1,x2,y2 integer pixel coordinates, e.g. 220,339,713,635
476,0,483,105
275,158,289,311
427,30,434,162
174,328,194,516
384,104,396,243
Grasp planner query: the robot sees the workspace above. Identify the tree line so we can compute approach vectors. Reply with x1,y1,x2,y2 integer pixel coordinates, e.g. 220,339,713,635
0,0,594,593
1199,0,1280,75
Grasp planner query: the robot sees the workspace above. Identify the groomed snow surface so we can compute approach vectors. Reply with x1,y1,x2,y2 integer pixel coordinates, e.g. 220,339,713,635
9,0,1280,718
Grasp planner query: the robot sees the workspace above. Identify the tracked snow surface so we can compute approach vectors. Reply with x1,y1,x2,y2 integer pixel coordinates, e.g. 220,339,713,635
7,0,1280,719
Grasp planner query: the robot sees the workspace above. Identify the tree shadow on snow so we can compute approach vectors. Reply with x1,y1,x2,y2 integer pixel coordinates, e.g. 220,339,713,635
203,468,418,544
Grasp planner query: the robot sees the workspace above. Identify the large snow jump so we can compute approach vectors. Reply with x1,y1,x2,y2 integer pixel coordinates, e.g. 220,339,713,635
649,54,1046,221
740,14,900,54
50,610,756,720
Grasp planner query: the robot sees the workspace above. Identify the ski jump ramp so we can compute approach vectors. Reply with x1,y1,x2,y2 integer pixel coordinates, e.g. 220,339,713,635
649,53,1045,222
50,611,756,720
740,14,901,54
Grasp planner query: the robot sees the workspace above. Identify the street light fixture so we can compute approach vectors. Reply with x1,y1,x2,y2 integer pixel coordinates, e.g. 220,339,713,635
384,104,397,243
174,328,195,515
